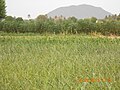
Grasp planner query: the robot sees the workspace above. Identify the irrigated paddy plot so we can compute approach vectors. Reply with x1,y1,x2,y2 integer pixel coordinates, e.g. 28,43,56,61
0,35,120,90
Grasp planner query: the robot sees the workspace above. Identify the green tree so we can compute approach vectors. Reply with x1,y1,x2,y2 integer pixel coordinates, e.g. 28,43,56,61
0,0,6,19
68,16,77,22
36,15,48,21
16,17,23,22
90,17,97,23
5,16,15,21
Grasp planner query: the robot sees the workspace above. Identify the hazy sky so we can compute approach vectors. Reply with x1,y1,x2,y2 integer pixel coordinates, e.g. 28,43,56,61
6,0,120,19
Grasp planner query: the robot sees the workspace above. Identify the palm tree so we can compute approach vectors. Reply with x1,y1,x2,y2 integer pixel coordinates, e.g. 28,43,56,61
28,14,31,19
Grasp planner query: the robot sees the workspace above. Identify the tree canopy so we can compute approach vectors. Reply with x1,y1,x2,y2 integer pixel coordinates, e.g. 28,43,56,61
0,0,6,19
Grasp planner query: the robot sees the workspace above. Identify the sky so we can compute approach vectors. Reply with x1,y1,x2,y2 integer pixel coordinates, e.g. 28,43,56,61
6,0,120,19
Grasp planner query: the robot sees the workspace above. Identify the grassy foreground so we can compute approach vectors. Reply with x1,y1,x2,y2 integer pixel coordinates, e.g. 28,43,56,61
0,35,120,90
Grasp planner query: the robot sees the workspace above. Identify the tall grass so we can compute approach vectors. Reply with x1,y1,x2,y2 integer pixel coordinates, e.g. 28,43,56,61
0,35,120,90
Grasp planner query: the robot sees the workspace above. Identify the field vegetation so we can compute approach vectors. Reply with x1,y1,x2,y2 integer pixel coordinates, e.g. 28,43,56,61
0,35,120,90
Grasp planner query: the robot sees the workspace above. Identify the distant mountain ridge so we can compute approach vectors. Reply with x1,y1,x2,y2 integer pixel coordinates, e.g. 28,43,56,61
48,4,112,19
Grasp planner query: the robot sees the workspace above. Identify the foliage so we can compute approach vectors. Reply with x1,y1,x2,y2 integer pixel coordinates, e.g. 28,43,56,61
0,14,120,35
16,17,24,22
5,16,15,21
0,0,6,20
0,36,120,89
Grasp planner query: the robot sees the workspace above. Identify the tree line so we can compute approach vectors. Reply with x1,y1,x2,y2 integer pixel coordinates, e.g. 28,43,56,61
0,15,120,35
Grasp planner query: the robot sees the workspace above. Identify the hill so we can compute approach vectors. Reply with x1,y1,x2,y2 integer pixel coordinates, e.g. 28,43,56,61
48,4,112,19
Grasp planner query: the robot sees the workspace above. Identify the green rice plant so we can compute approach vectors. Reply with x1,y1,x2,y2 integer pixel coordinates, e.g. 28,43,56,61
0,35,120,90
